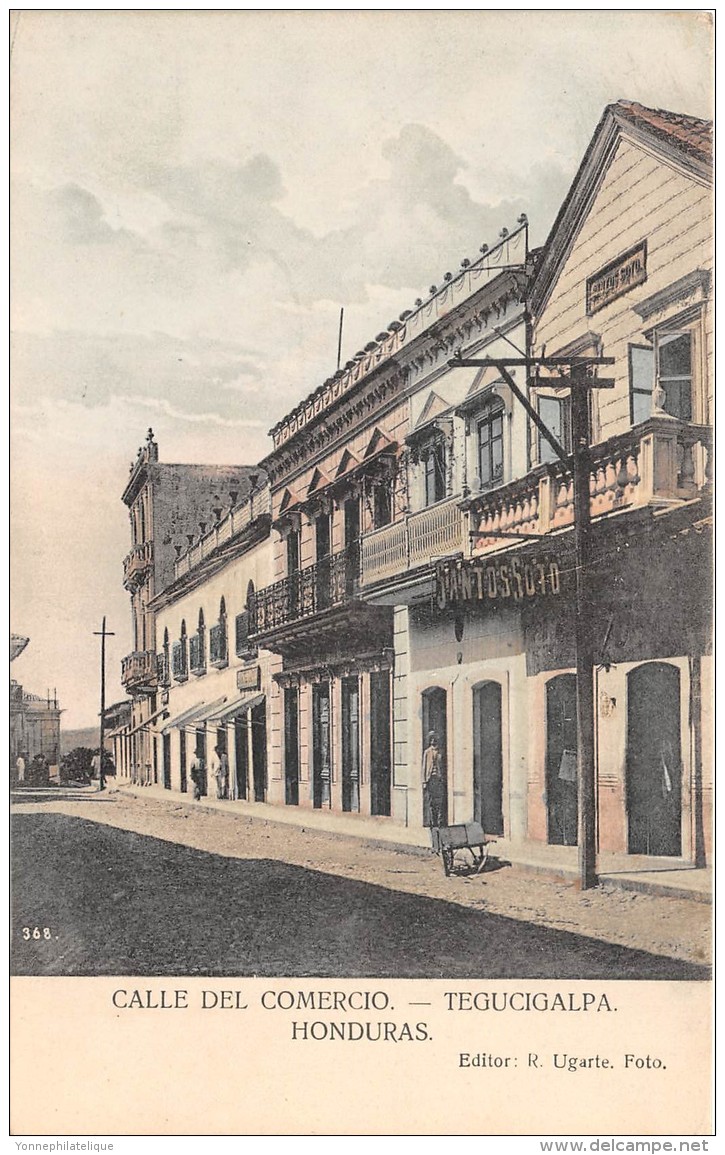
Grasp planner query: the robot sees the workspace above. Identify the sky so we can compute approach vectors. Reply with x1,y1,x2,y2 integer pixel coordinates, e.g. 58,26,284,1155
10,10,713,728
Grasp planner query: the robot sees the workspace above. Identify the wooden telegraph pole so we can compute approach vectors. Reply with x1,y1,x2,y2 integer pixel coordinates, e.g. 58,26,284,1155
94,617,115,791
448,352,613,890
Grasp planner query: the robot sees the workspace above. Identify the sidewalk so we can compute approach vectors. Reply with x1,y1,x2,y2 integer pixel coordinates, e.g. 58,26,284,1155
111,781,711,903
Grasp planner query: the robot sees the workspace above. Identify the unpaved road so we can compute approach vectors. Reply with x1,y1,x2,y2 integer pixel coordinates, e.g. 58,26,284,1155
11,788,710,978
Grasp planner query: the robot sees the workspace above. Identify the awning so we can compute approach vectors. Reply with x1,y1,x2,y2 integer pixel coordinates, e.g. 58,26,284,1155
159,700,213,733
125,705,169,737
205,693,266,725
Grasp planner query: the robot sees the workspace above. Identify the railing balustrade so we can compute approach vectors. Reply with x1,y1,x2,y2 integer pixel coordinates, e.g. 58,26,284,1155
121,650,158,689
359,418,711,584
249,541,360,637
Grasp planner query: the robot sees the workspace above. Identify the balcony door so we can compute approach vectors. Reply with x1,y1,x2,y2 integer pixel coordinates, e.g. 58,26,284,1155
626,663,682,856
344,497,360,596
472,682,504,835
284,687,300,806
341,676,360,812
312,682,332,808
545,674,577,845
316,512,331,610
370,671,391,816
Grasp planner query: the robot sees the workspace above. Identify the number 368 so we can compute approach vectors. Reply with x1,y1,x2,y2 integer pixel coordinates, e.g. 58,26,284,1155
21,927,53,940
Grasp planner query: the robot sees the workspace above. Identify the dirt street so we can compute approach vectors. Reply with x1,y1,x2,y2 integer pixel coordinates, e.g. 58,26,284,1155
11,787,710,978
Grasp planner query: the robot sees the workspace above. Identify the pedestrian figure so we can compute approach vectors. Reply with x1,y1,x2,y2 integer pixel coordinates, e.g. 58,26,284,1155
422,731,445,827
212,745,228,800
190,753,204,801
15,753,26,785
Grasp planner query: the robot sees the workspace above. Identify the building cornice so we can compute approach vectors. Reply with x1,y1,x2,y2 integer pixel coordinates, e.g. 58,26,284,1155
261,268,528,490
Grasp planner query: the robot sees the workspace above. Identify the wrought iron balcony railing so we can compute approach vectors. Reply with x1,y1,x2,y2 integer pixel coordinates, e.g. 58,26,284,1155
172,641,188,682
249,541,360,637
209,622,228,668
189,633,206,676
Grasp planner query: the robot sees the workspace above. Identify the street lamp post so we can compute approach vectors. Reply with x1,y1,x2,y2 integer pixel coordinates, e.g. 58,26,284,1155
94,616,115,791
448,351,613,890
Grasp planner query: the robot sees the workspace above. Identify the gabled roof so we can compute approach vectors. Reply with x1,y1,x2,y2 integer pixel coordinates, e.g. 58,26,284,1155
616,100,712,164
531,100,712,315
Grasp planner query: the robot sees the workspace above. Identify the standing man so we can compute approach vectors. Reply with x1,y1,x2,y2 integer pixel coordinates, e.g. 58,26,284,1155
15,752,26,786
189,751,204,801
422,731,445,827
212,745,229,800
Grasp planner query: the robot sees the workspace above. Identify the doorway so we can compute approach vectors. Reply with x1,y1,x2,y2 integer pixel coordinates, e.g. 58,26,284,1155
472,682,504,835
421,687,448,826
179,729,187,793
284,687,300,806
545,674,578,845
342,676,360,812
370,671,391,816
312,682,332,808
235,714,249,800
626,663,682,856
162,733,171,790
251,701,267,802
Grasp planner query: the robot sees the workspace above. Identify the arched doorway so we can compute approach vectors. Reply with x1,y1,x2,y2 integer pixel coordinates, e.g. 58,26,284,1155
545,674,578,845
472,681,504,835
421,687,448,826
626,663,682,856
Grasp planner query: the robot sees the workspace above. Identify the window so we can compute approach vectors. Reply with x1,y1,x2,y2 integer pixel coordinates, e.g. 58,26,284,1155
629,344,655,425
658,332,692,421
477,401,505,489
630,331,694,424
423,440,447,506
236,581,258,658
538,395,571,464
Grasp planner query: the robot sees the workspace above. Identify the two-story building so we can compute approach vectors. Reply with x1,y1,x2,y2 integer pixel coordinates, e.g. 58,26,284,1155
357,100,711,866
149,479,278,802
524,100,712,864
119,429,259,783
248,221,531,827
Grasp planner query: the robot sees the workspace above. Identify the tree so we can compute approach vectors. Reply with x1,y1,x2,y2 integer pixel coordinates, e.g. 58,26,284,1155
60,747,114,784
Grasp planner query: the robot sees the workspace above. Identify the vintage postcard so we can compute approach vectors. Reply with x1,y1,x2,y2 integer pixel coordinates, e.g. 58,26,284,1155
10,10,713,1139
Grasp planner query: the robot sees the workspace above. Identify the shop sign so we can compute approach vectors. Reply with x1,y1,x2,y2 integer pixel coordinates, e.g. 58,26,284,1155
586,241,647,314
237,665,261,692
435,554,562,611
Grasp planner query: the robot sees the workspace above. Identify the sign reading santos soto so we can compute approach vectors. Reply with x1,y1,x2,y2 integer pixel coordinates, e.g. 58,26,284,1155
435,553,563,611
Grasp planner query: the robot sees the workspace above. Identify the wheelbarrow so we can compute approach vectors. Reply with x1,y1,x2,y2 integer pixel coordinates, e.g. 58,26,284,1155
429,821,493,876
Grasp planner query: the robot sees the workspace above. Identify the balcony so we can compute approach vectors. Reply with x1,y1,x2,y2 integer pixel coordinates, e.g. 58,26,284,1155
189,634,206,677
123,541,153,591
121,650,158,693
209,623,228,669
248,541,392,660
250,543,360,635
361,495,466,587
172,641,188,683
360,419,712,587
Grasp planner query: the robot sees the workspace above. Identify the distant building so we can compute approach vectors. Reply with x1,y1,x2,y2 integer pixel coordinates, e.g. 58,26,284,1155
10,682,62,769
119,429,260,783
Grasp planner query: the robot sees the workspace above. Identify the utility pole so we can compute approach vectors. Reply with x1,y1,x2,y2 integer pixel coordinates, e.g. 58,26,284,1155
93,617,115,791
337,307,344,372
448,352,613,890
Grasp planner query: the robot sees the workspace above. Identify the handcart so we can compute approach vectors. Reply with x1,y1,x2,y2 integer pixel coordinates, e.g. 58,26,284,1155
430,821,493,876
